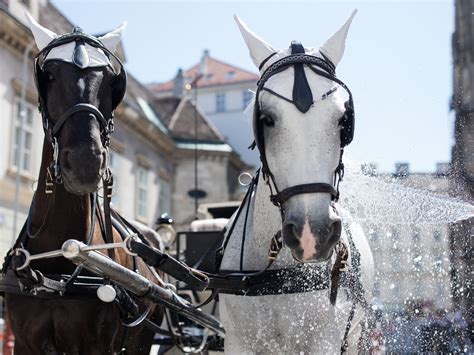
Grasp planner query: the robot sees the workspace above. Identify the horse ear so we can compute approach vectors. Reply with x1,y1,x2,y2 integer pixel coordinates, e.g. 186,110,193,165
98,22,127,54
234,15,275,69
25,12,58,51
319,9,357,67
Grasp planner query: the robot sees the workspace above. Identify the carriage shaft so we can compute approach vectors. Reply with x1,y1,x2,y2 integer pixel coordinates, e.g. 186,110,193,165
61,239,225,336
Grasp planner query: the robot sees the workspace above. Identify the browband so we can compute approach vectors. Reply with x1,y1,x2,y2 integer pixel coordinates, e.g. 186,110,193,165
257,54,335,89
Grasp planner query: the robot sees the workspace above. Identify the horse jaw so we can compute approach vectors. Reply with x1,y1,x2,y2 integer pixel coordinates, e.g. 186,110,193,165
318,9,357,66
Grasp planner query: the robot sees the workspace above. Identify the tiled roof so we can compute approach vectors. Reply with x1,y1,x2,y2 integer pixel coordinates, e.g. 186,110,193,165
152,97,224,143
148,54,258,93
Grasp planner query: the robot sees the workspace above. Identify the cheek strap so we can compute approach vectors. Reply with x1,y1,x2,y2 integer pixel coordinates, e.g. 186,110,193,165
269,183,338,206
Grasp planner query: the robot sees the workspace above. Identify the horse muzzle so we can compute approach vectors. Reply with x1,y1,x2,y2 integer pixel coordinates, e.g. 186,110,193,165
282,213,342,263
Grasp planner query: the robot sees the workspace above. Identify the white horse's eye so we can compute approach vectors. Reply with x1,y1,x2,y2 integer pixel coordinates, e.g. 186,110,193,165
261,113,275,127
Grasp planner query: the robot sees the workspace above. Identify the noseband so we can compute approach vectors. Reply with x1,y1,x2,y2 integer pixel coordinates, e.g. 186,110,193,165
34,27,126,183
252,41,355,208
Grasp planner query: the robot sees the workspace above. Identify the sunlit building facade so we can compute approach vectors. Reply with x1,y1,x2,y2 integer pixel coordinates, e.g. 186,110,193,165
364,163,452,312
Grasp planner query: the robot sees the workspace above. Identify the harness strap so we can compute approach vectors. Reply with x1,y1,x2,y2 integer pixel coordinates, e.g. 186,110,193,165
103,175,116,260
0,269,103,298
330,241,349,305
270,183,338,206
209,265,330,296
340,300,357,354
127,239,209,292
214,169,260,271
26,173,55,239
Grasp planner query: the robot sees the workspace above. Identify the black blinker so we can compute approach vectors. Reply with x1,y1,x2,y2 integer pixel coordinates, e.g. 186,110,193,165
290,41,313,113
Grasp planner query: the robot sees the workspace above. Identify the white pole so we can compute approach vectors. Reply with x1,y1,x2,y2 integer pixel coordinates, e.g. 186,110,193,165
12,41,35,245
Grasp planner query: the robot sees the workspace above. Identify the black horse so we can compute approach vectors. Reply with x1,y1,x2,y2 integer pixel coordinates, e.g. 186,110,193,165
2,21,162,354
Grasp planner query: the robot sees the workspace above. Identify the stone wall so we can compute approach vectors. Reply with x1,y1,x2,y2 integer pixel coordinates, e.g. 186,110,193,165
450,0,473,328
173,152,231,226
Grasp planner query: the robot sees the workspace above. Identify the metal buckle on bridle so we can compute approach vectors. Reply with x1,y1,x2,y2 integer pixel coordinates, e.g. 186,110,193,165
268,231,282,261
107,117,114,134
45,167,54,194
51,137,62,184
335,242,349,272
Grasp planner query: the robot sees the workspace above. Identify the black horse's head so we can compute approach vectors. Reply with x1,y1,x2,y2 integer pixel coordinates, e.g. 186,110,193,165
27,13,126,195
39,60,124,194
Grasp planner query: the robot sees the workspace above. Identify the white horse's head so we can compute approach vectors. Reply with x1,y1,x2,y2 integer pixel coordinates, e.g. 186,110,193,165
235,11,357,262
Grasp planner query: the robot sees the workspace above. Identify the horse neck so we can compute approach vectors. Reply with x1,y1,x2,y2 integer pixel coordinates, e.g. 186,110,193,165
26,138,93,253
221,170,297,271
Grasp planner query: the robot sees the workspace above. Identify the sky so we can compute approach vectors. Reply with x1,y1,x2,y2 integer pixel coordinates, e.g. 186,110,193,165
52,0,455,173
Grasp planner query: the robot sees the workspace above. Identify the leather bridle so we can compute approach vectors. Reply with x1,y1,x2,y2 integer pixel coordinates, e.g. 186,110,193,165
34,28,126,183
252,42,355,209
28,29,126,242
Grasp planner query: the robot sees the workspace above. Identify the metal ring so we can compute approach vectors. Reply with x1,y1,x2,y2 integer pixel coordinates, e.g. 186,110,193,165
123,234,138,256
122,303,153,328
14,248,31,271
238,172,253,186
190,268,210,285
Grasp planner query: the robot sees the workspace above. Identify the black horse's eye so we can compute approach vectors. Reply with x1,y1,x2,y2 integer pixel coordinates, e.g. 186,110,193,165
44,71,55,82
261,113,275,127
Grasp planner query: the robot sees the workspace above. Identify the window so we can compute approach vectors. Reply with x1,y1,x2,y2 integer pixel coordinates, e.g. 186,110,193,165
216,93,226,112
11,99,35,175
109,152,120,208
159,179,171,216
243,90,253,109
136,167,148,221
226,71,236,79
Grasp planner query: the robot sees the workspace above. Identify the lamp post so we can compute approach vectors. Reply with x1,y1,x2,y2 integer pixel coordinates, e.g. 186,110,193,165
187,70,203,220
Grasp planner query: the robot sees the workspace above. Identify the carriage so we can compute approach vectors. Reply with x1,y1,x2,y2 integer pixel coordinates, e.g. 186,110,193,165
0,10,376,354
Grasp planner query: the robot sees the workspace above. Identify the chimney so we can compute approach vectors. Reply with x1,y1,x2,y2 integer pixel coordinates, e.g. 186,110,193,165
394,162,409,178
199,49,209,75
173,68,184,97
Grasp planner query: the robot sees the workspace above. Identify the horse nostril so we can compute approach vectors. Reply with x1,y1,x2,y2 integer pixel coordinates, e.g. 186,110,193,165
328,219,342,241
282,222,300,248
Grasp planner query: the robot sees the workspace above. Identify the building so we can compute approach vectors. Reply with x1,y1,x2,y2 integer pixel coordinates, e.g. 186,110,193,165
450,0,473,328
148,50,259,167
0,0,247,258
152,95,248,227
363,163,452,312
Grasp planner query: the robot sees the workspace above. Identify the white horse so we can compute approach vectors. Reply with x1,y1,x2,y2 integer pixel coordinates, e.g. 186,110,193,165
218,11,374,354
